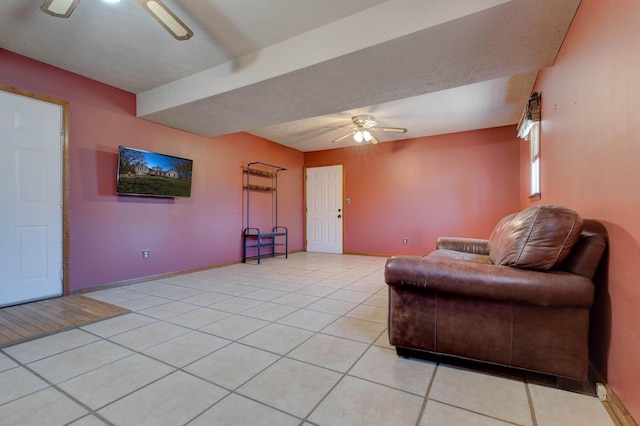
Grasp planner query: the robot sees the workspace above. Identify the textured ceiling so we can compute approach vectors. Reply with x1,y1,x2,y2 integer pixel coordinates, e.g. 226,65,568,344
0,0,580,151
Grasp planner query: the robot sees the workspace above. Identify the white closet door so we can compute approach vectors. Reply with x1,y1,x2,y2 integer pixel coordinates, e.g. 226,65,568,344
0,90,63,307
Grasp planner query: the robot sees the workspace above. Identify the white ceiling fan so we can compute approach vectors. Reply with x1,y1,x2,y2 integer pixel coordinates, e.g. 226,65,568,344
332,115,407,145
40,0,193,41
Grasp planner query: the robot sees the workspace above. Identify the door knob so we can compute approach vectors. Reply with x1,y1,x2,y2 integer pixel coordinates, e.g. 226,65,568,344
338,214,342,218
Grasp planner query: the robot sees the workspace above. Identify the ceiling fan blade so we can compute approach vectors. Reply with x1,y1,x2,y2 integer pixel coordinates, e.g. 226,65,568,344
373,127,407,133
332,132,355,143
370,134,380,144
138,0,194,41
41,0,80,18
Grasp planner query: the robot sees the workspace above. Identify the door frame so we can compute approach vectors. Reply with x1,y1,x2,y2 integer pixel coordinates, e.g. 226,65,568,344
1,84,71,296
303,163,345,253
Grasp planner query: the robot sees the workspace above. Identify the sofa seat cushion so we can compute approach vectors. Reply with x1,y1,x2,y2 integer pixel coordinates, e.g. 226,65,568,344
436,237,490,255
489,205,583,271
429,249,493,264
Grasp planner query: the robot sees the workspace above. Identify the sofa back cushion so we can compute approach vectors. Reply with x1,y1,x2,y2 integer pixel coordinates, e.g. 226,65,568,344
489,205,583,271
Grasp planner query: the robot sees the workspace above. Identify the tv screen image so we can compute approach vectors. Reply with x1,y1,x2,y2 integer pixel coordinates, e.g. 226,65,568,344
116,146,193,198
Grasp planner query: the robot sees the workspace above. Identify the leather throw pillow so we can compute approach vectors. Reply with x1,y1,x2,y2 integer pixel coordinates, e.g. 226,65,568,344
489,205,583,271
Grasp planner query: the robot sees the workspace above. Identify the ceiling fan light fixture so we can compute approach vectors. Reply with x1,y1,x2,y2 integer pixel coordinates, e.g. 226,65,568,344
138,0,193,41
334,115,407,146
40,0,80,18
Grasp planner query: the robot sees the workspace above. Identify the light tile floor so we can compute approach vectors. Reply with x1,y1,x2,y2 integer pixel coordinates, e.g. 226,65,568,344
0,253,615,426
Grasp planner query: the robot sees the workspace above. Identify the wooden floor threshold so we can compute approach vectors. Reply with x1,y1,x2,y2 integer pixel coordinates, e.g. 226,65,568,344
0,295,129,348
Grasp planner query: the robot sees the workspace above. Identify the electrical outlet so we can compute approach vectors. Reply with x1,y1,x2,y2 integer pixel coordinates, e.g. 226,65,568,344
402,237,408,245
142,249,149,259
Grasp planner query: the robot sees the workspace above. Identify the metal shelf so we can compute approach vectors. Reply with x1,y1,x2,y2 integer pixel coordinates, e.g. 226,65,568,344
243,162,288,264
243,227,288,263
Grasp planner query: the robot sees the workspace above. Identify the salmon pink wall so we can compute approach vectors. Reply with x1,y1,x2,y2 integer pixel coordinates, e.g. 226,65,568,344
0,49,304,291
305,126,521,256
524,0,640,421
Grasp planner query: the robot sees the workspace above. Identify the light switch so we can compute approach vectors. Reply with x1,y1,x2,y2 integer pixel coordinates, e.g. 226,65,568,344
346,198,351,205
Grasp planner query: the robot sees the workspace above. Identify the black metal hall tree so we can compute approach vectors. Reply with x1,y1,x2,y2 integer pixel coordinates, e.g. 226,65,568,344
243,162,288,263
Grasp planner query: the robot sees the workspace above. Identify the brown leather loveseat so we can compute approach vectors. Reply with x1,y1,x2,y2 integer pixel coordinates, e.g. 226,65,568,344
384,205,606,380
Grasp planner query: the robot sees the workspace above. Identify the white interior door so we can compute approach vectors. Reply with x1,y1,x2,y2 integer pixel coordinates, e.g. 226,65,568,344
0,90,63,307
306,165,343,253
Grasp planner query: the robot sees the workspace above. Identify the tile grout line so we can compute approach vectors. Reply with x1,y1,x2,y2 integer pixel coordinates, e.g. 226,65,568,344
525,379,539,426
415,362,439,425
87,281,377,423
1,338,117,425
299,326,389,424
170,264,392,424
4,254,576,426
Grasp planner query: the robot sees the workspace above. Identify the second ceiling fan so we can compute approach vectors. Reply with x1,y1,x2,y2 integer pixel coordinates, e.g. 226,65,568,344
332,115,407,145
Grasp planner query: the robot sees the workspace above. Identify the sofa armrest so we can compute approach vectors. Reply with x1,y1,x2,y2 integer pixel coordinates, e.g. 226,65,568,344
384,255,594,308
436,237,490,255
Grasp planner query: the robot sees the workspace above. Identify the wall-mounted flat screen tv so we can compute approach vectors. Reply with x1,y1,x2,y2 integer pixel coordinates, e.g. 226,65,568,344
116,146,193,198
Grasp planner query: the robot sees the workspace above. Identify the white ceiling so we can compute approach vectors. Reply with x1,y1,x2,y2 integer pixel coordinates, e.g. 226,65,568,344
0,0,580,151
